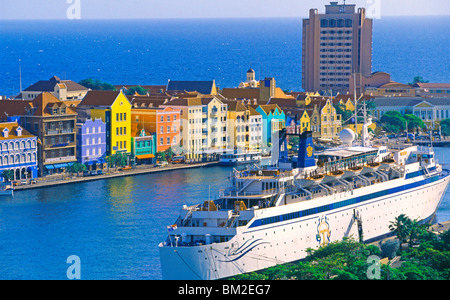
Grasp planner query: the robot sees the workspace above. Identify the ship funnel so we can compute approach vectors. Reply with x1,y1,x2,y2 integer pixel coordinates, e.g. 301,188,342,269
297,131,315,168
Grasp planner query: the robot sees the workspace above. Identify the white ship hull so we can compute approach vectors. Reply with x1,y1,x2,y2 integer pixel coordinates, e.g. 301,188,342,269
159,171,450,280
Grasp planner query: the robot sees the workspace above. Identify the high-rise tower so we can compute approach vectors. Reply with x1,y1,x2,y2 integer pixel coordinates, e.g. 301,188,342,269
301,1,372,94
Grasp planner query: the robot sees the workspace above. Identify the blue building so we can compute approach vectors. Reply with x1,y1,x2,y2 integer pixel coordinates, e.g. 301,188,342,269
0,122,38,181
76,118,107,169
255,104,286,146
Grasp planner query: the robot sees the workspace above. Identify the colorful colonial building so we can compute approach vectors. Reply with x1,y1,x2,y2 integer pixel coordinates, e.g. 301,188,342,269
78,90,131,156
0,122,38,181
76,118,107,168
19,92,77,176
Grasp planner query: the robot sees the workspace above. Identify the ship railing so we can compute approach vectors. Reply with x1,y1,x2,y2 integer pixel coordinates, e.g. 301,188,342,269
219,188,278,198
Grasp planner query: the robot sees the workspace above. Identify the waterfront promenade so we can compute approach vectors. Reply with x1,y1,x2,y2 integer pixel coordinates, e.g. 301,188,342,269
13,161,219,191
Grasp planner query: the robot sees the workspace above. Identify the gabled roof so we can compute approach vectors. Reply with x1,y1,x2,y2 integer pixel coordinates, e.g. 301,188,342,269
267,98,298,109
166,80,216,95
23,76,88,92
26,92,77,116
221,88,260,100
79,90,121,107
0,122,35,140
414,83,450,89
165,98,203,107
256,104,284,116
221,100,247,112
0,100,32,121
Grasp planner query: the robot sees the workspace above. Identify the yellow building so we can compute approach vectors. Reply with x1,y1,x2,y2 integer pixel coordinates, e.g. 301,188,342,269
309,98,342,140
222,100,249,151
78,90,131,156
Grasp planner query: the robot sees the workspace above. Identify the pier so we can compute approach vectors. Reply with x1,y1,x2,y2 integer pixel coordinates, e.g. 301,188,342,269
12,161,220,191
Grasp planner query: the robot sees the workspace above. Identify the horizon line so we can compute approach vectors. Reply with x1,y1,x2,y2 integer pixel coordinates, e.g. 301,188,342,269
1,14,450,21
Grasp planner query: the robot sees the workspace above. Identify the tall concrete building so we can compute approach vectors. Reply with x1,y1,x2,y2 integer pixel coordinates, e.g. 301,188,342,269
302,1,372,94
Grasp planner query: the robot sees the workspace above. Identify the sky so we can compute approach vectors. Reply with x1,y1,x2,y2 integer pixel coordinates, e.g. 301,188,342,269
1,0,449,20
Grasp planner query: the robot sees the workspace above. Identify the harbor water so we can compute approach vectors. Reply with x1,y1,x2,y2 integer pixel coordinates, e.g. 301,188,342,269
0,147,449,279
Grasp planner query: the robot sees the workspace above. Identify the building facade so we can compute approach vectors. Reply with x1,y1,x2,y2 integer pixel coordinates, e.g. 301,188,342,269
76,118,107,167
0,122,38,181
78,90,131,157
131,128,156,165
255,104,286,146
131,105,181,154
302,1,373,94
19,92,77,176
248,107,263,151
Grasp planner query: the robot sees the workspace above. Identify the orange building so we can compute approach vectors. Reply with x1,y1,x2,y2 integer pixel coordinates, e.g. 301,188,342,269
131,105,181,153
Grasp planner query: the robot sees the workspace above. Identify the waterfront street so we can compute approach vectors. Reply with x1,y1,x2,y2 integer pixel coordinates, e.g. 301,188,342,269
13,161,219,191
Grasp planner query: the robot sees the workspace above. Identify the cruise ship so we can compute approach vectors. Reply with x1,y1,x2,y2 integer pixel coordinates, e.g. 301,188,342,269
159,127,450,280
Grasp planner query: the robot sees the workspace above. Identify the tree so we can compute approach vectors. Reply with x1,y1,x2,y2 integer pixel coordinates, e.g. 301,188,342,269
1,169,14,182
389,214,413,253
68,162,86,176
333,103,353,124
78,78,116,91
125,86,148,96
404,114,426,133
408,76,429,86
441,119,450,137
380,111,406,134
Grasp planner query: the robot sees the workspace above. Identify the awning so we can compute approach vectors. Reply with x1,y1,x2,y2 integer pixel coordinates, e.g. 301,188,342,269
45,165,55,170
136,154,155,160
54,163,68,168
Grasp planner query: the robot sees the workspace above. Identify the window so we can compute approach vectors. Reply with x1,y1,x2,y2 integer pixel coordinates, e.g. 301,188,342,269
123,113,126,121
167,126,170,133
120,113,123,121
120,141,123,149
167,115,170,122
124,141,126,149
173,136,177,144
160,137,163,145
166,137,170,145
160,116,164,122
116,113,119,121
160,126,164,134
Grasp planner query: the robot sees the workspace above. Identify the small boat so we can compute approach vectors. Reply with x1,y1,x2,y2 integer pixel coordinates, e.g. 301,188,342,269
219,151,262,165
0,186,13,196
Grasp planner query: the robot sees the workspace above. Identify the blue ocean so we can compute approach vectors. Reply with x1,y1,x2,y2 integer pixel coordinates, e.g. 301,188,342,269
1,16,449,96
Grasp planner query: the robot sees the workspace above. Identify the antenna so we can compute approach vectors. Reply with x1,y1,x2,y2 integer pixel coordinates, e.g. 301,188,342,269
19,59,22,93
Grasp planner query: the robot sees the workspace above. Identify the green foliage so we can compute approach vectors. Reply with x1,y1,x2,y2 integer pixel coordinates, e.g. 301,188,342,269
333,103,353,124
107,152,128,168
408,76,429,86
441,119,450,137
68,162,86,174
1,169,14,182
78,78,116,91
125,86,148,96
380,112,425,135
230,219,450,280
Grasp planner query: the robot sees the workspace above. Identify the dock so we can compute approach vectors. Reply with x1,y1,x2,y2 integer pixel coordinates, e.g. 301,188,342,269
13,161,220,191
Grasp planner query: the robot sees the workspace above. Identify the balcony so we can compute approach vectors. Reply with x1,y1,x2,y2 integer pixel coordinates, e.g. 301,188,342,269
44,156,76,164
44,142,76,150
45,128,74,136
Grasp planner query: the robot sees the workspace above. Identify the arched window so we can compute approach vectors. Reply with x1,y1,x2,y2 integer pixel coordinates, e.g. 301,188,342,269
337,19,345,27
329,19,337,28
320,19,329,28
345,19,352,27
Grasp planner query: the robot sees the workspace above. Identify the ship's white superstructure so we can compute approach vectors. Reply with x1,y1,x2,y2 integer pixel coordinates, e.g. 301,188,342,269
159,129,450,280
